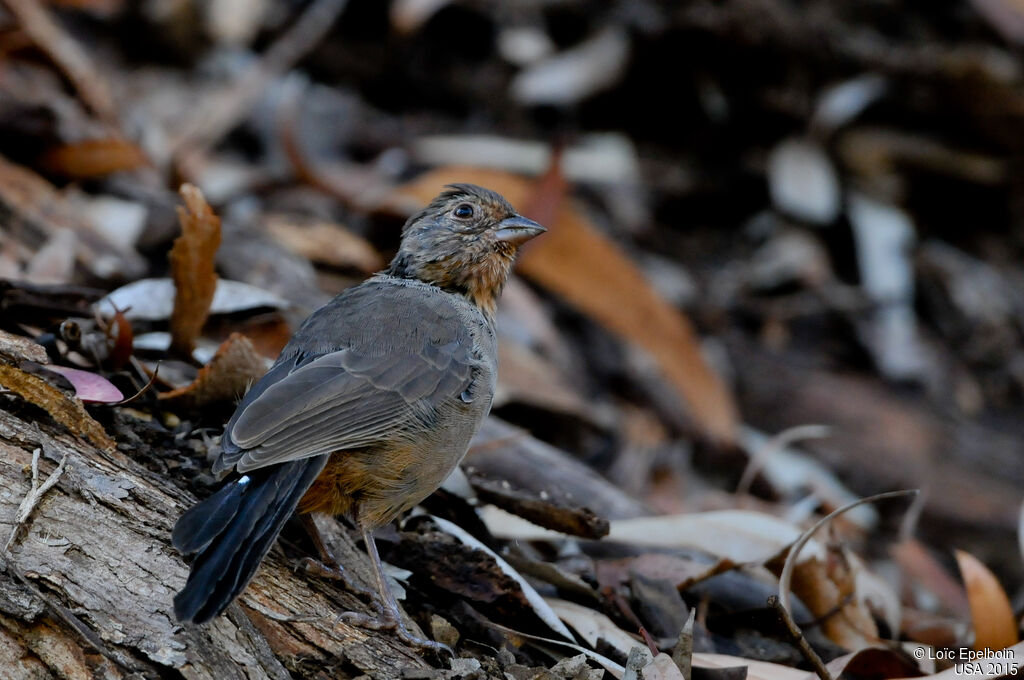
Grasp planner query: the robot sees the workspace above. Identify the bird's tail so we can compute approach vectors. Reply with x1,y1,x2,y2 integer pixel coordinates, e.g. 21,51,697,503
172,455,328,623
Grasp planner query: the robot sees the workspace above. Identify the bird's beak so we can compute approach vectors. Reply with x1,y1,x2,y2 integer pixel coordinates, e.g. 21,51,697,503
494,215,546,245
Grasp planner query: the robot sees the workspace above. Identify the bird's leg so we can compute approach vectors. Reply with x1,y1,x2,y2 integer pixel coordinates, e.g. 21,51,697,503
296,515,374,599
336,526,453,657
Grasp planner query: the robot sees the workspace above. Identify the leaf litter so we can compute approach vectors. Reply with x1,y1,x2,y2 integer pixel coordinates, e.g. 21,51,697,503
0,1,1022,678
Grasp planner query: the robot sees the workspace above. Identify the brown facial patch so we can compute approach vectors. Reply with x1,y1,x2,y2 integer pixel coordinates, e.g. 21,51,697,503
388,185,524,316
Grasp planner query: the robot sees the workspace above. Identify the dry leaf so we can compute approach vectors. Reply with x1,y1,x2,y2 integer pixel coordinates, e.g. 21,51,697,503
789,558,879,649
169,184,222,356
547,597,642,658
693,653,807,680
642,654,686,680
97,278,289,321
264,214,383,273
40,138,148,178
394,166,738,444
606,510,824,564
46,366,124,403
595,553,735,592
159,333,267,409
955,549,1019,651
0,364,114,450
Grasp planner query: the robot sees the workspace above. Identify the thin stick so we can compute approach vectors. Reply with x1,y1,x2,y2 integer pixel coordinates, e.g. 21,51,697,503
768,595,833,680
736,424,831,500
5,448,69,551
777,489,918,614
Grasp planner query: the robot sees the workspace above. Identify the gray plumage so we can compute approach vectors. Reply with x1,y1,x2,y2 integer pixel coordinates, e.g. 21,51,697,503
172,183,543,630
217,274,497,481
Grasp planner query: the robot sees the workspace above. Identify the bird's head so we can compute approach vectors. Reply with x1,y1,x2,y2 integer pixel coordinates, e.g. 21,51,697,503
387,184,546,316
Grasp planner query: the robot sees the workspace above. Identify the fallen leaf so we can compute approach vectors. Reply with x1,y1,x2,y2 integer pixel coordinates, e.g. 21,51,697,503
606,510,824,564
394,166,738,444
0,363,114,450
596,553,735,592
263,214,383,273
46,366,123,403
789,558,879,649
642,654,686,680
169,184,222,356
104,305,134,371
510,28,629,107
159,333,267,409
96,278,289,321
40,138,148,178
547,597,642,658
955,549,1019,651
767,138,841,224
693,654,806,680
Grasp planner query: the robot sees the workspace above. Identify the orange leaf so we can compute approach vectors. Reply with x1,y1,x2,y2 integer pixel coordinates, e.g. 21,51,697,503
955,549,1019,651
169,184,222,357
40,138,147,178
394,166,738,444
159,333,266,409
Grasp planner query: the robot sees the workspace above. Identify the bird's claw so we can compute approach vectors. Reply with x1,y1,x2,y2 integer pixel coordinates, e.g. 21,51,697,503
335,611,453,657
297,558,376,599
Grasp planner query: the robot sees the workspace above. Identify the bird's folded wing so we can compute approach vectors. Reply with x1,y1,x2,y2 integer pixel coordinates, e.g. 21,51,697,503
215,299,479,474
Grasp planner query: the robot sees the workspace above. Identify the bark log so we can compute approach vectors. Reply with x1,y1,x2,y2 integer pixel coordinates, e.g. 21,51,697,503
0,405,431,679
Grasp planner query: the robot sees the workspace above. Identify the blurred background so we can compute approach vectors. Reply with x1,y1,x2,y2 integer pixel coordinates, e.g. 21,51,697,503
1,0,1024,672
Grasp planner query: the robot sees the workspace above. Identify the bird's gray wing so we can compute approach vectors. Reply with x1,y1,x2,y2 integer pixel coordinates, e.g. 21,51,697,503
214,281,481,474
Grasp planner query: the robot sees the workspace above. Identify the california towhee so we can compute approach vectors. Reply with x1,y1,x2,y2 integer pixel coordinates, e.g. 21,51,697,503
172,184,545,651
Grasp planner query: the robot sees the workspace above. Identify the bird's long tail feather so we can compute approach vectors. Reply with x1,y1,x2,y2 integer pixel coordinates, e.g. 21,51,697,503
172,455,328,623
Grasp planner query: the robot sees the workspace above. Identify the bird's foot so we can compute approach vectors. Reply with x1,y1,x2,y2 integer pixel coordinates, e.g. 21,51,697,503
296,558,376,600
335,610,453,657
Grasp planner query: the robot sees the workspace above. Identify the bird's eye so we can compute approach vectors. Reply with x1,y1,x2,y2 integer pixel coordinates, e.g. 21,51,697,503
453,203,474,219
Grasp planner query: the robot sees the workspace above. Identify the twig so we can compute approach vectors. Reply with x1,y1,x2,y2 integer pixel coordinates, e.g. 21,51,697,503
4,447,69,551
769,490,919,680
169,0,349,163
0,0,119,125
777,489,918,614
768,595,832,680
106,364,160,407
736,424,831,500
605,586,659,656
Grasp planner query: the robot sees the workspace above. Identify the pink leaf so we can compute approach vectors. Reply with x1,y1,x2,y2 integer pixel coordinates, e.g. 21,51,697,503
47,366,124,403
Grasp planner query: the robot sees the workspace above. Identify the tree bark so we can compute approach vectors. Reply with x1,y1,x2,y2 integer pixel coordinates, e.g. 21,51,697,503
0,404,431,679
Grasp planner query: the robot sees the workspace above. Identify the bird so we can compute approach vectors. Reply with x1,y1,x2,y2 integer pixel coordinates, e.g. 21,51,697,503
171,184,545,652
